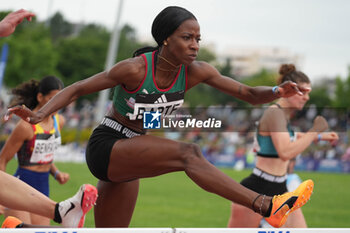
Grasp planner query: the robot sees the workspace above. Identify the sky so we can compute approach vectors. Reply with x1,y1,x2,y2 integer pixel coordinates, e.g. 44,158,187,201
1,0,350,81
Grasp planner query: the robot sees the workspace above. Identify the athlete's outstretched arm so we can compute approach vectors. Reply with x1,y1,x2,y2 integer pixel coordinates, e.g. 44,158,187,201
187,61,309,105
5,57,144,124
0,121,32,171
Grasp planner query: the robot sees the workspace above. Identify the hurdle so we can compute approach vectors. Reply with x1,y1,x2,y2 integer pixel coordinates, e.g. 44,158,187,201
1,228,350,233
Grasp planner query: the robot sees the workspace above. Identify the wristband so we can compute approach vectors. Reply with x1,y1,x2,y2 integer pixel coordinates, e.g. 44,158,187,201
272,86,280,95
317,133,322,142
54,170,60,179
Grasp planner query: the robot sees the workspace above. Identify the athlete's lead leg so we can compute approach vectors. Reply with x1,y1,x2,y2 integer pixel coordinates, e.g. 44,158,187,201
94,179,139,227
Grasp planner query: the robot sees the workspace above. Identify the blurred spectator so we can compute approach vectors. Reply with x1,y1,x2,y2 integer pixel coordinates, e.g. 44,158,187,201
342,147,350,162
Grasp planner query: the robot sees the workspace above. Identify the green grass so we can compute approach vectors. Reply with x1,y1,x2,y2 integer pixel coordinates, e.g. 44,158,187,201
1,160,350,228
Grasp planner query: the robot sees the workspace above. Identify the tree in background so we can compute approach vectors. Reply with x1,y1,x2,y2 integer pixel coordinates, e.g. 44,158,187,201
0,17,58,88
117,24,145,61
49,12,73,42
0,10,348,113
333,66,350,109
55,24,109,87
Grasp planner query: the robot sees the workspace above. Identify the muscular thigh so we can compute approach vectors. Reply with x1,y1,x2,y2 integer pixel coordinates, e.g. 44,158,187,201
108,135,188,182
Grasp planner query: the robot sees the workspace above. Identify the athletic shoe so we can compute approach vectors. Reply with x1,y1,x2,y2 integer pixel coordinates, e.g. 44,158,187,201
58,184,98,227
1,216,24,228
265,179,314,228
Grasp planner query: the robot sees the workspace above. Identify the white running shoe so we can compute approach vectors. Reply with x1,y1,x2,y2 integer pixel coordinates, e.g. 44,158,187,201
58,184,98,227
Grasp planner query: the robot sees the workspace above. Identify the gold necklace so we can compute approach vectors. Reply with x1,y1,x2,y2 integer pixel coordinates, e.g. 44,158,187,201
156,66,178,72
158,55,179,68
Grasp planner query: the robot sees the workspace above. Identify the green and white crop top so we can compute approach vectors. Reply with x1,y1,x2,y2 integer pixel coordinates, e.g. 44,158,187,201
113,51,188,120
256,104,295,158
